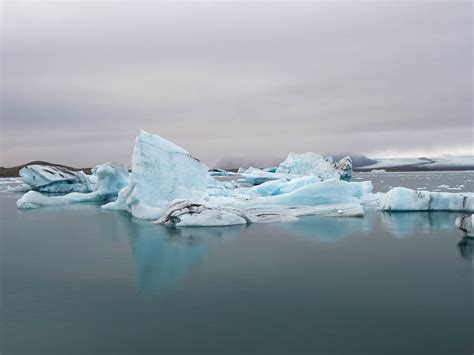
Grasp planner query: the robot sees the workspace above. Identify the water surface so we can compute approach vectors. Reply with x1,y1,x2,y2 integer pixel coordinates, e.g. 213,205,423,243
1,172,472,354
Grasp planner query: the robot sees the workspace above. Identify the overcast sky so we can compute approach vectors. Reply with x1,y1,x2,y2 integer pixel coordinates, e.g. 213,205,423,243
1,0,472,167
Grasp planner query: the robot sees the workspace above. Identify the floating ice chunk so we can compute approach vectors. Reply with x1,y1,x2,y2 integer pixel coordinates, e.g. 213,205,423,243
250,179,287,196
276,152,333,177
16,163,129,209
241,202,365,222
207,174,224,188
455,214,473,237
238,167,292,186
208,169,236,177
264,179,373,206
156,200,248,227
103,131,208,219
278,175,322,194
90,163,129,194
157,199,365,226
250,176,321,196
380,187,474,211
330,156,352,182
19,165,92,193
276,153,352,181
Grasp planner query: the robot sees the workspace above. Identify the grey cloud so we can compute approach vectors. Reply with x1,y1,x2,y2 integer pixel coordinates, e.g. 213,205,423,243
1,1,472,167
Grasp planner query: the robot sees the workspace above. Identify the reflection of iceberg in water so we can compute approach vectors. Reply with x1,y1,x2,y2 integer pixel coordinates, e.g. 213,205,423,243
132,227,206,294
274,213,373,241
457,237,473,262
126,221,245,294
380,212,457,238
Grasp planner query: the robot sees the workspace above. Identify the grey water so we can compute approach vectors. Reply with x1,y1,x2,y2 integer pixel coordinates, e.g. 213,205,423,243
1,172,472,355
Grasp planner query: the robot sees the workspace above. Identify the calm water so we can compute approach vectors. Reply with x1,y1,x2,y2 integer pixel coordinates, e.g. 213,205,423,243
1,173,473,354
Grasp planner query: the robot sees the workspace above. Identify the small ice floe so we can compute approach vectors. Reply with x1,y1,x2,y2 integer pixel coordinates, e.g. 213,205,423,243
437,184,450,189
19,165,93,193
380,187,474,212
17,163,129,209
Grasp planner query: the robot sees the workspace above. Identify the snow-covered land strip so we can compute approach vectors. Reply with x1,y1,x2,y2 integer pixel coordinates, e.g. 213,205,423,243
358,156,474,170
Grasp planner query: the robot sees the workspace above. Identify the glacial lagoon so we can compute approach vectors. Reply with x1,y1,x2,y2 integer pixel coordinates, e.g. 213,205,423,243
1,171,472,354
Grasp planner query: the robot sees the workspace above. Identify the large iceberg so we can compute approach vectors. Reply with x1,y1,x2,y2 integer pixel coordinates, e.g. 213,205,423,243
380,187,474,212
100,131,370,225
19,165,92,193
103,130,208,219
16,163,129,209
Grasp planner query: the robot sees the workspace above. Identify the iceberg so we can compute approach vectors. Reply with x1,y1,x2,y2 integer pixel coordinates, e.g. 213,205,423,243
101,131,373,225
156,200,249,227
237,167,293,186
19,165,92,193
263,179,373,206
102,130,208,220
156,199,365,226
16,163,129,209
237,153,352,186
455,215,473,237
380,187,474,212
15,129,470,229
276,153,352,181
250,175,321,196
330,156,352,182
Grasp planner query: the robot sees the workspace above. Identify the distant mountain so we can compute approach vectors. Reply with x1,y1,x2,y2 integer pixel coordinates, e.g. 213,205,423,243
0,161,93,178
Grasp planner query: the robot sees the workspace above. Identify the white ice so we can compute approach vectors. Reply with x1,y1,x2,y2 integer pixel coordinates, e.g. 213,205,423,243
380,187,474,212
15,130,472,229
19,165,92,193
276,152,352,181
102,130,208,219
16,163,129,209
